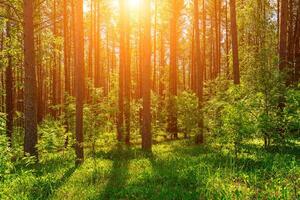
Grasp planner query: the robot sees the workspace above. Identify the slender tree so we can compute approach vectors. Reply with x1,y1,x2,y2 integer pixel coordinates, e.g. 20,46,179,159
6,7,13,147
230,0,240,84
159,29,165,97
225,0,230,77
51,0,58,117
23,0,38,158
295,1,300,82
74,0,85,165
167,0,180,139
141,0,152,151
124,1,131,145
63,0,71,147
279,0,288,72
94,0,101,88
202,0,206,80
117,0,126,142
152,0,158,92
194,0,204,144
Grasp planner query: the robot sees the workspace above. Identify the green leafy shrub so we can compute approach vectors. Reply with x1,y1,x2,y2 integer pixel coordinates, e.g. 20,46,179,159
207,84,256,156
177,91,199,138
151,92,167,140
284,88,300,139
37,120,67,153
84,88,118,153
0,113,14,180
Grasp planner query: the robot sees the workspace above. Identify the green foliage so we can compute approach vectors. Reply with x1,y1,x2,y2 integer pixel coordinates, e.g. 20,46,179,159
63,94,76,133
84,88,118,153
130,98,142,141
207,84,256,155
177,91,199,137
0,113,14,180
284,88,300,139
37,120,67,154
151,92,167,140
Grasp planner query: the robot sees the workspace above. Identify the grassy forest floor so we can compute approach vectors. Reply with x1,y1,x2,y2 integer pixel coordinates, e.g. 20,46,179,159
1,133,299,200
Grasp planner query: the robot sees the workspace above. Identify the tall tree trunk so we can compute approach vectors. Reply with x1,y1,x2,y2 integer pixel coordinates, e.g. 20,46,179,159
71,0,76,97
202,0,206,81
194,0,204,144
191,23,195,90
94,0,101,88
87,0,94,102
159,29,165,97
36,0,44,123
287,0,294,85
23,0,38,158
63,0,70,146
74,0,85,165
167,0,179,139
64,0,71,95
152,0,158,92
279,0,288,72
278,0,289,138
6,7,13,147
225,0,230,78
295,1,300,82
52,0,58,117
0,32,4,113
117,0,126,142
124,2,131,145
0,72,4,113
214,0,221,77
230,0,240,84
142,0,152,151
209,11,214,80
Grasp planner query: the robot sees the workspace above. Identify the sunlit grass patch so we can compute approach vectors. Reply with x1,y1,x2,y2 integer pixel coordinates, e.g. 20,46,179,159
0,139,299,200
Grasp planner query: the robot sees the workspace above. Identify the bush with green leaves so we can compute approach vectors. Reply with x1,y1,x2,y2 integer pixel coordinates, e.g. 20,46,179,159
243,48,284,147
84,88,118,154
0,113,14,180
37,119,67,154
177,91,199,138
284,87,300,140
151,92,167,140
130,98,142,141
206,84,256,156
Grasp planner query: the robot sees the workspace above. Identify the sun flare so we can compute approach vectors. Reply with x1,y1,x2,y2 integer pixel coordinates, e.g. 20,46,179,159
128,0,140,9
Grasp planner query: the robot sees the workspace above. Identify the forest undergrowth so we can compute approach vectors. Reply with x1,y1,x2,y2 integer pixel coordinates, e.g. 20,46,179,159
0,132,299,200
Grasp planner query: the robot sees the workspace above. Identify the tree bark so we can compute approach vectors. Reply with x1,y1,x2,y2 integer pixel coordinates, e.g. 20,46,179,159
124,1,131,145
230,0,240,84
142,0,152,151
6,7,13,147
117,0,126,142
295,1,300,82
74,0,85,165
167,0,179,139
279,0,288,72
194,0,204,144
23,0,38,158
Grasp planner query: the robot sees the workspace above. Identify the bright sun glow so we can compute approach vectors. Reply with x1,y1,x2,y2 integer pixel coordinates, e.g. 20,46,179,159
128,0,140,9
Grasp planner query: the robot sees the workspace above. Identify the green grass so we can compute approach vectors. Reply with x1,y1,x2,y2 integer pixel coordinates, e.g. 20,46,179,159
0,138,299,200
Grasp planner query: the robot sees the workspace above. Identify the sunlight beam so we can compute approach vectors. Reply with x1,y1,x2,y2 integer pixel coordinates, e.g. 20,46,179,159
128,0,140,10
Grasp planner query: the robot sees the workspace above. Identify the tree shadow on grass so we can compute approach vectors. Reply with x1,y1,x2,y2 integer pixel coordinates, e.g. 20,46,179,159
28,163,77,200
34,155,73,176
102,150,201,200
92,142,212,199
266,144,300,157
91,144,132,200
147,153,201,199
